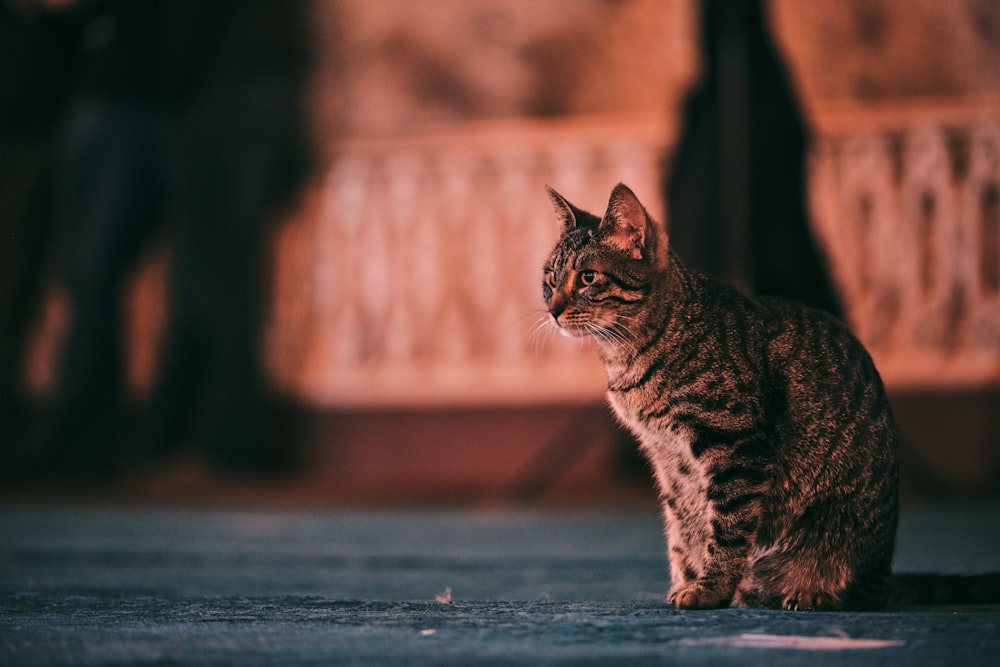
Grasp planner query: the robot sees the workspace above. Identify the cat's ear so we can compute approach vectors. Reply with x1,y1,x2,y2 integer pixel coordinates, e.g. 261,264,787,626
545,186,579,233
601,183,650,260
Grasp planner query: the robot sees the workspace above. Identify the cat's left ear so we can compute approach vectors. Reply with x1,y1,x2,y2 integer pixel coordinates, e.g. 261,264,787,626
546,186,579,234
601,183,650,260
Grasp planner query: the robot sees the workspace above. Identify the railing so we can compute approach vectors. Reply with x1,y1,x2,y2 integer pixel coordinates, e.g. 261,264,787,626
33,105,995,403
267,114,671,406
269,100,1000,408
809,96,1000,388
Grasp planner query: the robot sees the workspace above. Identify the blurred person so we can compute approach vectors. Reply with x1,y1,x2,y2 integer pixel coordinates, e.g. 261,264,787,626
141,0,313,476
44,0,313,478
46,0,165,475
0,1,78,465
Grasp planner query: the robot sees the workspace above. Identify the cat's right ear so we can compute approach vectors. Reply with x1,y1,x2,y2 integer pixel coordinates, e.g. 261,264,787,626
545,186,578,234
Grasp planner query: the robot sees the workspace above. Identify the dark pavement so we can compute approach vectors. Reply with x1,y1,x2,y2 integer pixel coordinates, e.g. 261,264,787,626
2,506,999,665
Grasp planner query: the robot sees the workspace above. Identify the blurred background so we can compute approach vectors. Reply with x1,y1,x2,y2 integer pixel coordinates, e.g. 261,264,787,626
1,0,998,507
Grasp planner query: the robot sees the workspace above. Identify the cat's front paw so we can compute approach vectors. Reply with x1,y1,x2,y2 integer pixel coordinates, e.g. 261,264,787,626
782,589,840,612
667,582,732,610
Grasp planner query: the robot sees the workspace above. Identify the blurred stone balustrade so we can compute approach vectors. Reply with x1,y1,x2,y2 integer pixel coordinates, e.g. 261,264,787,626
266,98,1000,406
809,95,1000,388
267,114,671,407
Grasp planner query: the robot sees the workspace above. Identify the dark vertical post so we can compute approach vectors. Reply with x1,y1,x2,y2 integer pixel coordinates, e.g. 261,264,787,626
664,0,842,316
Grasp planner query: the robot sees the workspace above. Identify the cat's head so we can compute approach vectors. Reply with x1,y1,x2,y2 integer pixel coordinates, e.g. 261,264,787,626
542,183,667,341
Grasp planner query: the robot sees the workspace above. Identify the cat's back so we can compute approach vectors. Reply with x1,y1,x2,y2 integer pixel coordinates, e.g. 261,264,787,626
752,295,898,496
754,295,889,408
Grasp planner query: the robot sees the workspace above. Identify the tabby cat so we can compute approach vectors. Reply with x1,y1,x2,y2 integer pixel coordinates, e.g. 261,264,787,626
542,183,899,611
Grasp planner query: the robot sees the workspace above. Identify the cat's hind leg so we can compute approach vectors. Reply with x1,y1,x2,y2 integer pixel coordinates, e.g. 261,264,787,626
732,549,846,611
735,492,895,611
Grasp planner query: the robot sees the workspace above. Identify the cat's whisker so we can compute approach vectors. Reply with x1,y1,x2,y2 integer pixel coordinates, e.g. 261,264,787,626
524,311,559,356
525,315,548,345
602,314,644,334
583,319,639,357
586,318,640,354
514,309,550,324
608,318,641,338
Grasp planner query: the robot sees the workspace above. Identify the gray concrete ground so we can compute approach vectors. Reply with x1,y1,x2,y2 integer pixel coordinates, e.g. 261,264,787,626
2,506,999,665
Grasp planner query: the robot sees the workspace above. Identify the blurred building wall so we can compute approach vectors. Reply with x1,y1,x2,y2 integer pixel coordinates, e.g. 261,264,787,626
25,0,1000,406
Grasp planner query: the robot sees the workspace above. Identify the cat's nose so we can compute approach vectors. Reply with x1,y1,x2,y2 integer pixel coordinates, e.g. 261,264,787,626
549,294,567,319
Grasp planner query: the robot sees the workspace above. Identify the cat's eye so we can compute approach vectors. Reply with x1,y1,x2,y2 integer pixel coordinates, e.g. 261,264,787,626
545,272,558,288
579,270,597,286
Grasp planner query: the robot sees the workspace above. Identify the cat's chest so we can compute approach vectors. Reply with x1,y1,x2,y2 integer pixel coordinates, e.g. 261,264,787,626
608,388,709,501
607,388,687,451
607,389,646,433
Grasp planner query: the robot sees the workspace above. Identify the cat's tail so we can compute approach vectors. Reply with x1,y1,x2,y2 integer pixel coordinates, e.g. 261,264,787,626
891,573,1000,606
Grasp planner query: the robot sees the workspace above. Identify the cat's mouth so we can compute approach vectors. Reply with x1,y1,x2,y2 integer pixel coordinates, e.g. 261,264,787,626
551,315,592,338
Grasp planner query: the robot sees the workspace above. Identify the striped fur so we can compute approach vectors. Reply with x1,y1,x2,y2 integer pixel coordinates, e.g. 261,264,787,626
543,184,899,611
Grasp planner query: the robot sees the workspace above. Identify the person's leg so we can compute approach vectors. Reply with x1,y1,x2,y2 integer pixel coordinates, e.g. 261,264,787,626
49,100,160,474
